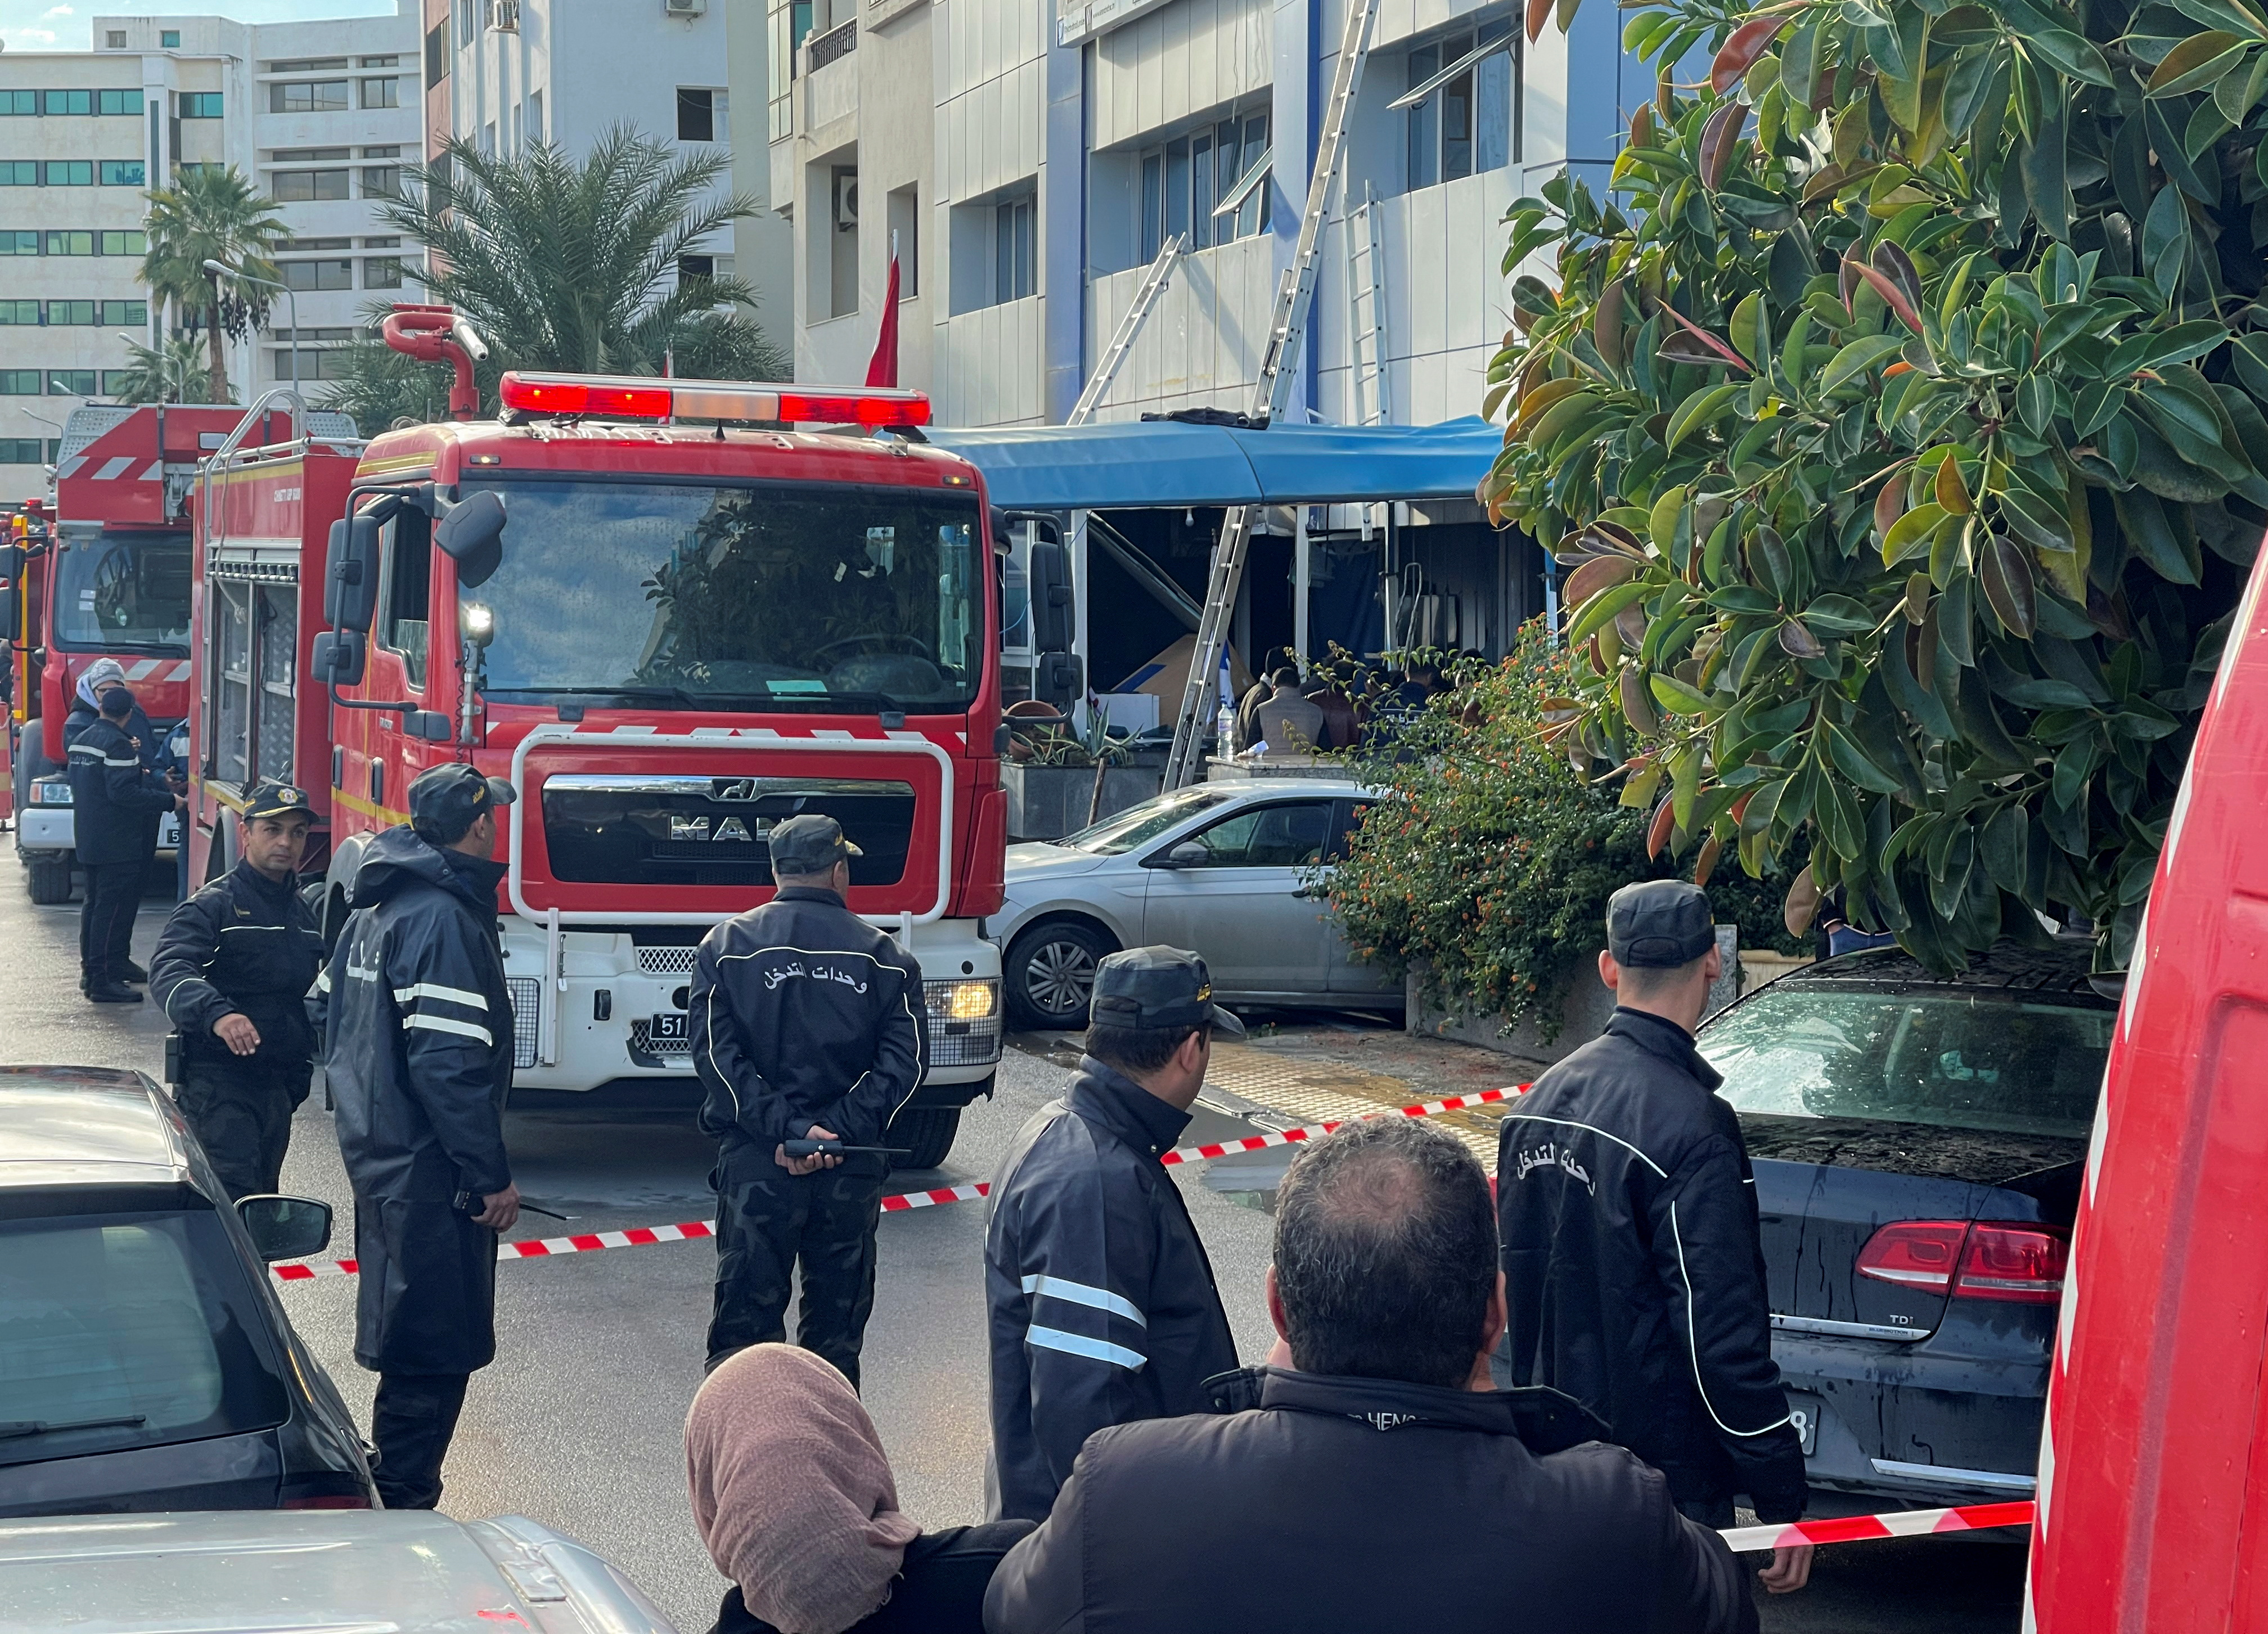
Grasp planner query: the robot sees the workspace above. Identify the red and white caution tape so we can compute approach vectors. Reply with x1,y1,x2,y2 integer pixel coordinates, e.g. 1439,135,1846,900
270,1084,1525,1284
1717,1498,2035,1552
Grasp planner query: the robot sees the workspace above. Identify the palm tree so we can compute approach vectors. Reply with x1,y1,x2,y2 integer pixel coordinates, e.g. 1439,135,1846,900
382,128,788,384
109,334,218,405
139,166,287,402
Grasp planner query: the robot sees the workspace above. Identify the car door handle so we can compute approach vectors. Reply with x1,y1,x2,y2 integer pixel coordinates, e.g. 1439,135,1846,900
1292,885,1322,899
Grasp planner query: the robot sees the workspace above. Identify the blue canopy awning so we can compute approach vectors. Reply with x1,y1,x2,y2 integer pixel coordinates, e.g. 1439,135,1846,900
919,416,1501,511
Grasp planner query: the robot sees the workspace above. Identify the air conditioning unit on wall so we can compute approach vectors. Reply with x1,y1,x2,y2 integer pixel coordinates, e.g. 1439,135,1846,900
665,0,708,16
833,171,859,232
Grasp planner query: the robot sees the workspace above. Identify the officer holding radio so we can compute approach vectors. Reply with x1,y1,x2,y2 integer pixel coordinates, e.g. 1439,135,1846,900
149,781,325,1199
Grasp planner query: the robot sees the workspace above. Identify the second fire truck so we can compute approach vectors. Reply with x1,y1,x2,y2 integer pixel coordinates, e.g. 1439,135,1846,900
186,311,1045,1165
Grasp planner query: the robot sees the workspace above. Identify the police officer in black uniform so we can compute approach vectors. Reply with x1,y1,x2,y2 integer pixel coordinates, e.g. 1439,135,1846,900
68,684,181,1003
983,947,1244,1523
690,813,928,1384
1497,880,1814,1597
149,781,324,1199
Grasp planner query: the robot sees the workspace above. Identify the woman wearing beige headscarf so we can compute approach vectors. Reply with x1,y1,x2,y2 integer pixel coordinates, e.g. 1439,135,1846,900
686,1344,1032,1634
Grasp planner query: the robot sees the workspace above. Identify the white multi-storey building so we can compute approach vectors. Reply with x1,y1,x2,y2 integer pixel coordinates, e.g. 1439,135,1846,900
0,3,422,496
425,0,791,364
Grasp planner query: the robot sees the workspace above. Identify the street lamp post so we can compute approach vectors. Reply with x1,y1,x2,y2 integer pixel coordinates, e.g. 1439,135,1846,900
202,258,298,393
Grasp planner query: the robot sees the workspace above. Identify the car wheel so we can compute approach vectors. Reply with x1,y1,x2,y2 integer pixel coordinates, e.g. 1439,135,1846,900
25,854,73,904
1007,920,1109,1029
886,1107,961,1171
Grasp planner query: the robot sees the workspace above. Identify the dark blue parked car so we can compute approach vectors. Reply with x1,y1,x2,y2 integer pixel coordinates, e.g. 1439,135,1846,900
1695,943,2110,1517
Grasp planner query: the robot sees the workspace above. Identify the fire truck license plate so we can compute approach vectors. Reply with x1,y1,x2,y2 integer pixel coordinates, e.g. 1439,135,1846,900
649,1012,689,1043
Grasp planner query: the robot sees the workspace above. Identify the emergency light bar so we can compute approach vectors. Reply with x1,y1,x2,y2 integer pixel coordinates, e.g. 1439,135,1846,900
496,371,932,428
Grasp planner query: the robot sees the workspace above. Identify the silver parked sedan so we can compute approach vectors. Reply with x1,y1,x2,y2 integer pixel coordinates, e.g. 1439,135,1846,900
992,778,1400,1029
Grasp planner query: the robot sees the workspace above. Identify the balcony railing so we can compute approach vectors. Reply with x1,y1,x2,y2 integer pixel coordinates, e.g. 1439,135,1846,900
808,18,857,71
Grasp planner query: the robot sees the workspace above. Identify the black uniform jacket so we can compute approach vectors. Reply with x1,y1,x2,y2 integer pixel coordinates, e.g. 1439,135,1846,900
64,697,163,768
150,858,324,1073
1497,1007,1807,1522
983,1366,1758,1634
690,885,927,1162
983,1057,1239,1524
322,826,516,1376
64,714,174,866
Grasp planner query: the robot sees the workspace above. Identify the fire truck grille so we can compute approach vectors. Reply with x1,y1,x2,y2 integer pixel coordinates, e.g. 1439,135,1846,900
506,978,541,1070
636,947,701,977
924,980,1003,1068
630,1019,693,1059
539,775,917,890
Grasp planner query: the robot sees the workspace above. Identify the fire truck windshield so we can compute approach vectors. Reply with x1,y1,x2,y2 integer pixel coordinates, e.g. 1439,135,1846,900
52,532,193,654
469,479,984,715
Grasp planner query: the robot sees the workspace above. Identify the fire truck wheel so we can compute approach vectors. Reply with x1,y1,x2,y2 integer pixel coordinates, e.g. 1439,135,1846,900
886,1107,961,1172
25,854,73,905
1005,919,1111,1030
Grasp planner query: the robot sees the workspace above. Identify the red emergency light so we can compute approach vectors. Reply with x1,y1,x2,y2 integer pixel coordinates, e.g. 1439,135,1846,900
496,371,932,428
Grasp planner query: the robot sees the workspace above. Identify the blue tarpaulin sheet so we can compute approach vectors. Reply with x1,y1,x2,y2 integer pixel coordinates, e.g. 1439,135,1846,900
919,416,1501,511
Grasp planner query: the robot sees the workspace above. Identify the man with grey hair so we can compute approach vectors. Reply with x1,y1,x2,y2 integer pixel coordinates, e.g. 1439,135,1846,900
985,1116,1756,1633
1498,879,1811,1595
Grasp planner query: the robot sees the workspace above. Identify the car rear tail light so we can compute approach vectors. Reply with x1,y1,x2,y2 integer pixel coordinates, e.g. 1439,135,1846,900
280,1494,371,1509
1955,1223,2071,1303
1855,1221,1969,1293
1857,1220,2069,1303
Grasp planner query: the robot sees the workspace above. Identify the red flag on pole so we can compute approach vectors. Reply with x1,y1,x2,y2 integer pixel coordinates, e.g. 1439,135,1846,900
865,248,901,387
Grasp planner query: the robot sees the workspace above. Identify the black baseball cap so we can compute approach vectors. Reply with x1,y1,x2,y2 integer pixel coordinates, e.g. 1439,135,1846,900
1090,946,1247,1038
244,781,315,822
769,813,862,874
1606,879,1717,969
408,762,515,839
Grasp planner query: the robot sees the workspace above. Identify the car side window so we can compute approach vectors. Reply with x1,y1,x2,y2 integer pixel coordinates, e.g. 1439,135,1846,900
376,508,432,690
1175,801,1334,867
1326,799,1372,862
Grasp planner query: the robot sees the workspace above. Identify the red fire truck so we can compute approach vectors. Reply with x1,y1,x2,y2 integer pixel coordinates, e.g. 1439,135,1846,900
6,403,348,903
188,335,1027,1166
2024,533,2268,1628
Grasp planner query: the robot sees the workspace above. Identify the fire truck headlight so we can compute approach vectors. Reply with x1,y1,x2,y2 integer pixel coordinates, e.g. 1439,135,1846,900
940,979,998,1021
461,601,496,647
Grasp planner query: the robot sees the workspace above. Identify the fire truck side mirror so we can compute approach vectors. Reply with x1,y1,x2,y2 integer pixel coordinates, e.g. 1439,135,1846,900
1036,651,1084,711
312,630,367,688
1029,538,1074,656
0,544,19,639
325,516,382,633
436,489,507,588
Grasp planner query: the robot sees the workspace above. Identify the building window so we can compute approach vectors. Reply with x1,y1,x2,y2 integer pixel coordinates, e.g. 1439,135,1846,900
48,369,98,396
361,76,399,109
509,101,520,153
361,166,401,198
0,438,46,462
272,80,350,114
0,300,35,323
426,22,448,89
481,122,494,155
677,87,718,142
269,347,350,381
43,161,96,187
886,184,919,298
994,192,1034,303
100,370,137,395
43,90,93,116
44,231,94,255
1404,19,1516,190
0,232,34,254
458,0,478,47
100,160,145,186
272,146,351,161
266,57,349,72
679,254,714,281
360,55,400,68
100,229,146,255
361,234,400,247
281,259,353,291
271,169,351,201
105,31,127,49
0,370,40,393
97,89,143,116
161,30,182,48
46,300,97,325
0,92,31,115
1130,109,1270,263
278,237,352,251
364,256,403,289
179,92,223,118
101,299,147,324
527,90,543,143
0,163,34,186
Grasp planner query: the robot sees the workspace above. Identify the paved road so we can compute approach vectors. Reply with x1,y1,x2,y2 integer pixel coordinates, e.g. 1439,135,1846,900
1,872,2023,1633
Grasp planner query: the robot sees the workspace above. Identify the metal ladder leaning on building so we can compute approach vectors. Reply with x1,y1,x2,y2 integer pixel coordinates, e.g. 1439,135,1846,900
1160,0,1382,790
1347,182,1391,427
1070,233,1190,427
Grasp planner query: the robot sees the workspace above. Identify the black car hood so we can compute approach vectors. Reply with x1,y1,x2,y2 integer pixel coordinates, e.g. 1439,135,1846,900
1737,1113,2087,1192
